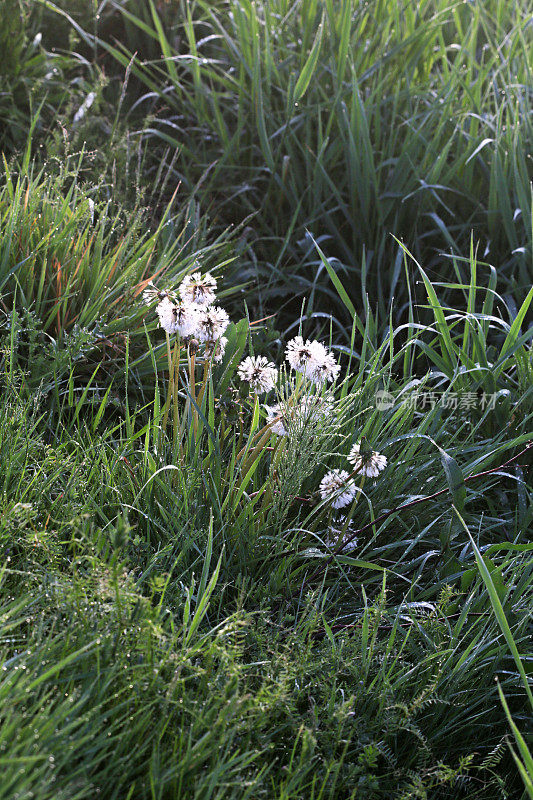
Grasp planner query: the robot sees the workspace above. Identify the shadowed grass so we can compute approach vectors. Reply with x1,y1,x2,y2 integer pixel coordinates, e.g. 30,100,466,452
55,0,533,323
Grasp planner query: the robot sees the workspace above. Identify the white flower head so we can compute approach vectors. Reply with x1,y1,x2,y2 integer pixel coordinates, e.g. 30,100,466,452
286,336,320,373
299,394,333,422
306,346,341,385
155,297,200,337
195,305,230,343
155,296,179,333
348,442,387,478
325,525,358,553
143,282,159,305
285,336,341,384
265,395,333,437
265,403,288,436
319,469,356,509
179,271,217,306
173,302,202,338
238,356,278,394
205,336,228,363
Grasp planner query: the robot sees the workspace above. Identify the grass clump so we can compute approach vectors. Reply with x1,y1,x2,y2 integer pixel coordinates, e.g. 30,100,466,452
75,0,533,321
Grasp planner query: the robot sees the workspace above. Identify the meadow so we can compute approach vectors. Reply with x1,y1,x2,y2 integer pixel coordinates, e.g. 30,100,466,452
0,1,532,797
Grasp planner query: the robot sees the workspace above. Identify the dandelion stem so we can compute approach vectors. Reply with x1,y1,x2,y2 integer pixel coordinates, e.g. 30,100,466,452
165,331,172,375
197,357,210,407
160,331,174,441
189,349,198,442
172,339,183,463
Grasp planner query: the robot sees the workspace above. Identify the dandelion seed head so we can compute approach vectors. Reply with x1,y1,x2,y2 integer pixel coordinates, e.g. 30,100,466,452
143,282,176,306
319,469,356,509
286,337,341,384
195,306,230,342
306,349,341,385
348,442,387,478
299,394,333,421
285,336,318,372
155,297,200,337
155,296,179,333
205,336,228,363
325,528,358,553
173,303,202,338
266,395,334,437
265,404,288,436
143,284,158,305
179,271,217,306
238,356,278,394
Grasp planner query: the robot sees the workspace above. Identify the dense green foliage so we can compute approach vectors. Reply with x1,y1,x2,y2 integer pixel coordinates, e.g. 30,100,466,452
0,1,531,798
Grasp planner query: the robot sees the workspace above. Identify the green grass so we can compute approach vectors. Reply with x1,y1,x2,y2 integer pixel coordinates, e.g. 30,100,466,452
1,208,531,794
0,1,532,797
54,0,532,323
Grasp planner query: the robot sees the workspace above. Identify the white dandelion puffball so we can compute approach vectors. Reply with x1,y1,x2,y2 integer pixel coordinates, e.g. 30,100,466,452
285,336,318,372
285,336,340,384
142,284,156,305
238,356,278,394
265,395,332,437
173,303,202,338
265,404,288,436
205,336,228,363
156,296,180,334
179,271,217,306
325,530,358,553
155,297,200,337
195,306,230,343
306,346,341,385
319,469,356,509
348,442,387,478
